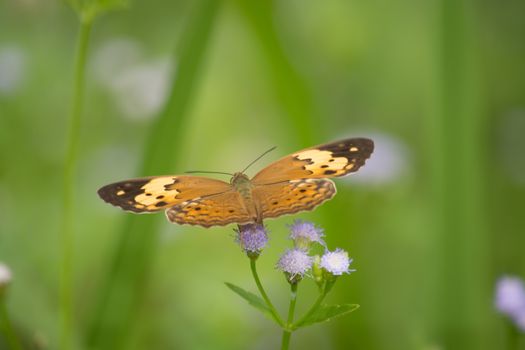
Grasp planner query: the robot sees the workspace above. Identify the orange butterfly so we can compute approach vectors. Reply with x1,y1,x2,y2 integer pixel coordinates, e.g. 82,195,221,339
97,138,374,228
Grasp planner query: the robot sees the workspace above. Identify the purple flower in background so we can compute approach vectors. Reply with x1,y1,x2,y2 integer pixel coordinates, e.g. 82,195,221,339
320,249,355,276
495,276,525,332
288,220,325,250
277,249,313,282
235,224,268,258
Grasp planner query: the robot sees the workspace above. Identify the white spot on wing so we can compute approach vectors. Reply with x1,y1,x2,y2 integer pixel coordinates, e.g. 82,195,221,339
295,149,347,172
135,177,179,205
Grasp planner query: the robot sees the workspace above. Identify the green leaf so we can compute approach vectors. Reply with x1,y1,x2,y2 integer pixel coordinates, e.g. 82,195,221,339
225,283,274,320
295,304,360,328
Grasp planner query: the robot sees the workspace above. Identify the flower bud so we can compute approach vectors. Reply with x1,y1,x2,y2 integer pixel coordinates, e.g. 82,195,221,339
288,220,325,251
235,224,268,259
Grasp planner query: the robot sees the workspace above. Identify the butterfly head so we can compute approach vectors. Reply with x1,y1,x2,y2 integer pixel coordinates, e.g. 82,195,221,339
231,172,252,191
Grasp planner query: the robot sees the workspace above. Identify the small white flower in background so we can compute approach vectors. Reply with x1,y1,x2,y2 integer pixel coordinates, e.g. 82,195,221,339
320,248,355,276
0,263,12,287
288,220,325,250
495,276,525,332
0,47,26,95
276,249,313,282
92,38,173,120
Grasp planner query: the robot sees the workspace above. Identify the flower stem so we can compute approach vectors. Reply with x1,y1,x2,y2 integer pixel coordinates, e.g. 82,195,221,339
293,288,327,329
281,283,298,350
60,18,93,350
250,259,284,327
0,298,23,350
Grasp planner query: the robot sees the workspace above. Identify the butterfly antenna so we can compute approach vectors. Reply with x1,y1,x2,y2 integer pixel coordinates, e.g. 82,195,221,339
241,146,277,174
185,170,234,176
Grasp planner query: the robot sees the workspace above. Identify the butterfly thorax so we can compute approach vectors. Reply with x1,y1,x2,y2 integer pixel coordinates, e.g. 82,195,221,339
231,172,253,198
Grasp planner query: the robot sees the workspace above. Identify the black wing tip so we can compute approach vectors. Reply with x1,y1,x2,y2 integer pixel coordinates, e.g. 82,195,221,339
96,179,151,213
348,137,374,154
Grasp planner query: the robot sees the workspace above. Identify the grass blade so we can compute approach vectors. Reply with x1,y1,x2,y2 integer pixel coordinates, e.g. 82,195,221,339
87,1,220,348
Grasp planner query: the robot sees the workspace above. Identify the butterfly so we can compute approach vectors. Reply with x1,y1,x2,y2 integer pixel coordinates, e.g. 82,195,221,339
97,138,374,228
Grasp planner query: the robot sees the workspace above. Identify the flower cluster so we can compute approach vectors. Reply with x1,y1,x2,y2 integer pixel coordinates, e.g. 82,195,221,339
276,220,354,284
495,276,525,332
229,219,360,347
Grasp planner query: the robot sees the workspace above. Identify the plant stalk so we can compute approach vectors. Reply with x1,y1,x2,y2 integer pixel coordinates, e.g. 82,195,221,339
281,282,298,350
250,259,284,326
0,298,23,350
61,17,93,350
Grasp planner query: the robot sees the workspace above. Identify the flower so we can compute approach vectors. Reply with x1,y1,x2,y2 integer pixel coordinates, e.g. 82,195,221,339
320,249,355,276
288,220,325,250
0,263,12,291
276,249,313,283
495,276,525,331
235,224,268,258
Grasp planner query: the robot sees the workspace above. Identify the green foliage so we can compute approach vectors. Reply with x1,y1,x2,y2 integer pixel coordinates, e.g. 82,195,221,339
86,1,221,349
224,283,275,322
1,0,524,349
294,304,359,328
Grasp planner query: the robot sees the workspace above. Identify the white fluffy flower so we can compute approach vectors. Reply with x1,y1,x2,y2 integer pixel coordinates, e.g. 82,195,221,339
320,249,355,276
277,249,313,281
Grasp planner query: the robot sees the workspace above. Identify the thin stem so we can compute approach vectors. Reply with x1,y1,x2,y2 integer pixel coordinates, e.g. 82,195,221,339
60,18,93,350
280,283,298,350
0,298,23,350
293,287,328,329
249,259,284,326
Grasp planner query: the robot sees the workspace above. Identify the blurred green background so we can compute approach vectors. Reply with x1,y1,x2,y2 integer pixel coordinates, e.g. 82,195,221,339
1,0,525,349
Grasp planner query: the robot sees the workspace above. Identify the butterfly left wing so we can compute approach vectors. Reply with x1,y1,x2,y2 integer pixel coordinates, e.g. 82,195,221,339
252,179,336,220
97,175,232,213
252,138,374,185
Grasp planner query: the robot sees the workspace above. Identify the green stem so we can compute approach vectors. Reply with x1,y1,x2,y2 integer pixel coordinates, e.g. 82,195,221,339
0,298,23,350
280,283,298,350
60,18,93,350
293,285,329,329
249,259,284,327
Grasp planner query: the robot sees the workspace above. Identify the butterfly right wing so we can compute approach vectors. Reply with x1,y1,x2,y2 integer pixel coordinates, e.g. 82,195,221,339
252,138,374,185
252,178,336,220
97,175,232,213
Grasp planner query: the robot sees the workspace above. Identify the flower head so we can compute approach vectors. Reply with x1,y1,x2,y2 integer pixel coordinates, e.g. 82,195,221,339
495,276,525,331
235,224,268,258
276,248,313,283
320,249,355,276
288,220,325,250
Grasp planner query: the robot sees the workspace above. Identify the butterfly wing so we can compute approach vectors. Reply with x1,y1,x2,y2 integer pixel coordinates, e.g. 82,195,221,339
97,175,232,213
252,138,374,185
165,191,255,227
252,179,336,219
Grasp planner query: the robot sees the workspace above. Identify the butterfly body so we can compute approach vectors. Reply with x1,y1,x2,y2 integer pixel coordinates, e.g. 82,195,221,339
98,138,374,228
